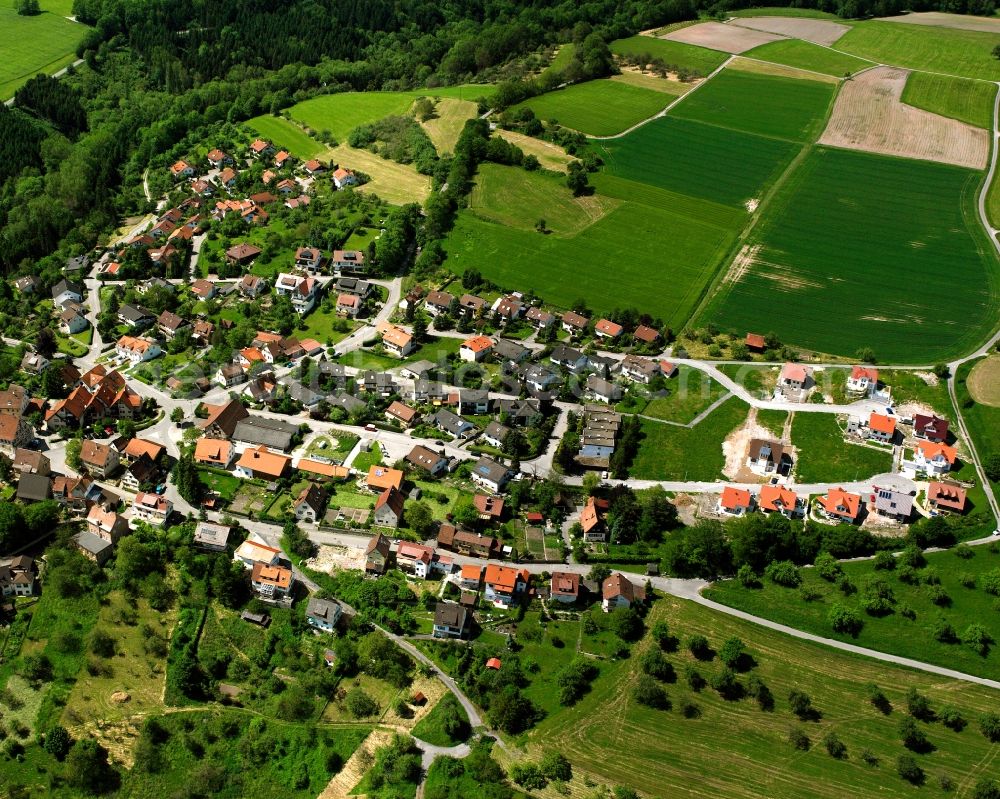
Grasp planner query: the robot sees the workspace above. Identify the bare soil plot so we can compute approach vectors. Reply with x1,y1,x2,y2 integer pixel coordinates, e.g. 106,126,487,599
969,355,1000,406
721,407,777,481
818,66,989,169
306,543,367,573
730,56,838,84
730,16,850,46
493,129,574,172
876,10,1000,34
663,21,783,54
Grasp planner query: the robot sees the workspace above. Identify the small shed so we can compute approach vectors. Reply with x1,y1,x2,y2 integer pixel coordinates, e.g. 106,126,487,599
411,692,427,705
486,657,502,670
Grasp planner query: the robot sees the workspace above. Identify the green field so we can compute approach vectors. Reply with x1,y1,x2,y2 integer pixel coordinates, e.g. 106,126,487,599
956,357,1000,494
610,35,728,76
245,114,327,159
900,72,997,129
629,365,730,424
790,412,893,483
594,116,800,208
468,163,620,237
730,6,848,18
513,79,671,136
444,198,730,330
0,8,86,99
288,85,483,142
743,39,873,77
706,545,1000,681
629,396,747,479
532,594,1000,799
702,147,1000,362
837,21,1000,81
670,69,836,143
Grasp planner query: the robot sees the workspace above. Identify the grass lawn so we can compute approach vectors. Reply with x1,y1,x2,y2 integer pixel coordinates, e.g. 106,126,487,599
790,412,893,482
304,433,359,463
296,308,357,347
514,79,672,136
701,146,1000,363
705,545,1000,681
531,594,1000,799
717,363,778,397
410,694,471,745
468,162,620,237
413,480,474,521
879,369,952,414
328,483,378,511
198,467,243,502
245,114,327,159
609,70,690,95
741,39,873,77
62,593,176,728
288,86,485,142
610,35,729,76
670,68,836,143
419,97,478,154
755,408,788,437
900,72,997,129
324,143,433,205
630,396,748,480
837,20,1000,81
0,8,85,99
322,673,403,722
350,447,382,474
640,365,729,424
493,129,574,172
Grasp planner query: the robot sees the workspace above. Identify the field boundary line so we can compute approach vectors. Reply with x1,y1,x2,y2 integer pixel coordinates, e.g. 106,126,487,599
589,55,734,141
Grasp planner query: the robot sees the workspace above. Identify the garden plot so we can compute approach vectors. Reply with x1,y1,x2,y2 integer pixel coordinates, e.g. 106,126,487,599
819,65,989,169
730,16,850,46
663,21,783,54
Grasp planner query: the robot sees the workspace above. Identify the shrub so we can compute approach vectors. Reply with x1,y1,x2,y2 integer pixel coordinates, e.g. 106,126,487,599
859,576,895,616
872,550,895,570
43,726,72,761
788,690,816,720
814,552,842,581
979,712,1000,742
866,683,892,715
681,700,701,718
823,731,846,759
640,650,675,683
633,675,669,710
860,748,878,766
746,674,774,711
988,569,1000,596
897,753,924,785
717,637,745,670
89,629,116,658
960,572,977,589
926,584,951,607
765,560,801,587
828,603,863,636
963,623,993,656
899,545,925,568
906,688,935,722
510,763,547,790
940,707,966,731
899,717,932,752
710,668,741,700
788,727,810,751
685,666,705,692
540,752,572,783
737,564,760,588
974,778,1000,799
687,634,712,660
345,689,379,718
933,617,958,643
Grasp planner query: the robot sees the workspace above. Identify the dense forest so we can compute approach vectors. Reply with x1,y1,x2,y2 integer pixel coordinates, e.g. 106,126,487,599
0,0,993,285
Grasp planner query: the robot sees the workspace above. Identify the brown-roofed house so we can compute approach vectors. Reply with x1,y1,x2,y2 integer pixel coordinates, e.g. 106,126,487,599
928,482,967,514
80,440,120,478
473,494,504,522
633,325,660,344
365,533,391,575
550,571,580,603
385,401,418,428
200,399,249,439
602,572,644,612
226,243,262,265
745,333,766,352
374,486,405,528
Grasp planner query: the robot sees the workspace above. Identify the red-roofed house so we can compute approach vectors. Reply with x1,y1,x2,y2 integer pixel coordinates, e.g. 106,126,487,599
817,488,862,523
868,412,897,443
580,495,606,542
595,319,623,339
602,572,644,612
374,487,405,528
633,325,660,345
473,494,504,522
717,486,754,516
396,542,434,578
459,335,493,363
337,293,360,317
927,481,967,514
550,571,580,603
758,485,801,518
847,366,879,395
745,333,766,352
779,362,809,391
459,564,483,590
906,440,958,477
484,565,530,607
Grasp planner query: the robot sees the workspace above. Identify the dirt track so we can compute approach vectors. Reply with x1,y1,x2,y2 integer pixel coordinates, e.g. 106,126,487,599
663,21,783,54
819,66,989,170
730,16,849,47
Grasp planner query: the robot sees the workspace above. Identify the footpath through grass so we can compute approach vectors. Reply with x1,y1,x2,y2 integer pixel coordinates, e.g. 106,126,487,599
532,594,1000,799
705,545,1000,682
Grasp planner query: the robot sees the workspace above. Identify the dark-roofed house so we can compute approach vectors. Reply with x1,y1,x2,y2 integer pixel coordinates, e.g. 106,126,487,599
434,409,473,438
306,596,344,633
74,531,114,566
550,345,588,373
0,557,36,597
193,522,231,551
913,414,950,443
52,278,84,306
482,421,511,449
438,527,499,559
365,533,391,575
872,486,913,522
226,243,262,265
406,445,448,477
200,399,249,439
470,456,512,494
16,473,51,503
458,389,490,415
746,439,790,475
232,415,298,451
492,338,530,364
13,448,49,475
561,310,589,335
586,374,621,404
433,602,470,639
424,290,455,317
157,310,189,339
293,483,328,523
118,303,155,329
374,487,405,528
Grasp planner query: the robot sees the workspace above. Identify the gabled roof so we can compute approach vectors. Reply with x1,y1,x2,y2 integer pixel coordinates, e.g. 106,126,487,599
818,487,861,519
720,486,753,511
484,564,528,592
868,413,896,436
595,319,623,337
200,399,249,438
915,440,957,465
386,401,418,423
235,445,291,478
633,324,660,343
367,465,403,491
758,485,799,512
780,362,808,383
461,335,493,354
366,532,391,557
375,486,405,519
928,481,966,510
471,456,510,484
561,310,589,329
914,414,949,440
850,365,878,383
603,572,642,602
293,483,328,512
580,496,602,533
747,439,785,464
81,440,114,468
251,562,292,589
551,571,580,598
